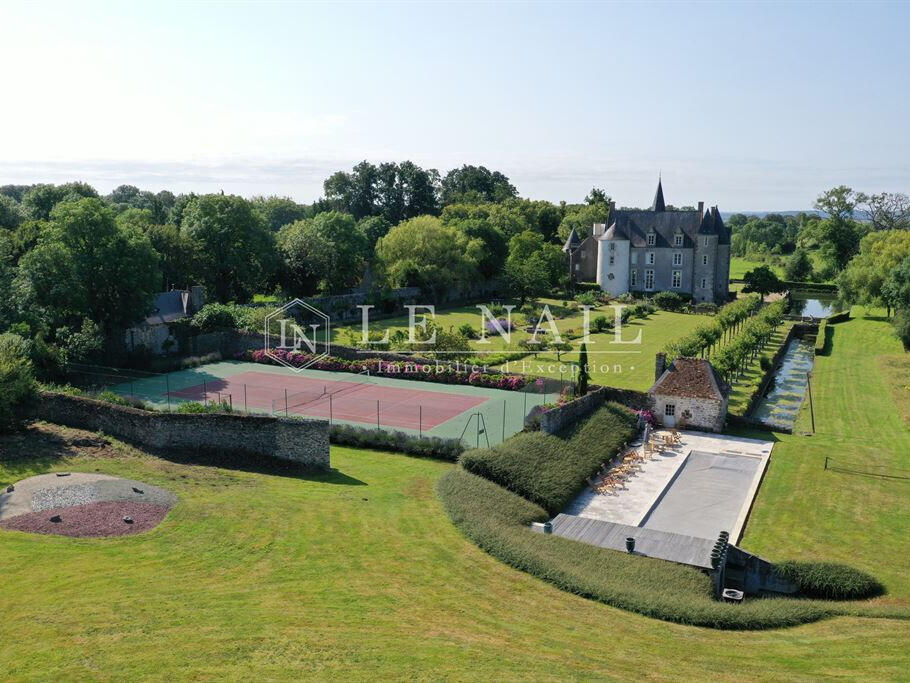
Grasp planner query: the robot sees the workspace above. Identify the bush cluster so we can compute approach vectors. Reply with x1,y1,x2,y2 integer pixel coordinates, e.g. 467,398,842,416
460,402,637,514
176,400,233,414
651,290,688,312
665,295,760,360
775,562,884,600
329,424,464,461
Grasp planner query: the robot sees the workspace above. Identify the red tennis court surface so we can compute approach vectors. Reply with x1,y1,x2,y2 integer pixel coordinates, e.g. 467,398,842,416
168,371,487,430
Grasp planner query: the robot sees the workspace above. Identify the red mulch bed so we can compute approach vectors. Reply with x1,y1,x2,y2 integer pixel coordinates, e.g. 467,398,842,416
0,501,170,538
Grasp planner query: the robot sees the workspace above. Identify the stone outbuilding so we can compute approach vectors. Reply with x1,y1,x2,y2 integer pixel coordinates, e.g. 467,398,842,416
648,353,729,432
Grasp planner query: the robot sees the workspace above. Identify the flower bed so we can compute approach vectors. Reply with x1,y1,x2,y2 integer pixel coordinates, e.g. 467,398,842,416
239,348,529,391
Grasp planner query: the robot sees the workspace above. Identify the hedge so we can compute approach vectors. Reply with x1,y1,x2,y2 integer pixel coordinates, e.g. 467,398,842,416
826,310,851,324
774,562,884,600
460,403,637,515
814,320,828,353
443,468,897,628
329,423,464,462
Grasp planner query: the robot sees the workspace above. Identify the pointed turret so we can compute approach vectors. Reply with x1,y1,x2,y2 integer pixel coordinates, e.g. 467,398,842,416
697,207,718,235
712,206,730,244
562,227,582,252
651,178,666,212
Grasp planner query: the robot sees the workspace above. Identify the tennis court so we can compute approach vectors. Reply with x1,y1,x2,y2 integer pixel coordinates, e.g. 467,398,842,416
74,360,556,446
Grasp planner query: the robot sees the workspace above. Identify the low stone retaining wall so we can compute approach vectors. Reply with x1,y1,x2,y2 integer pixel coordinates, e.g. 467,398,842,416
35,392,330,470
534,386,650,434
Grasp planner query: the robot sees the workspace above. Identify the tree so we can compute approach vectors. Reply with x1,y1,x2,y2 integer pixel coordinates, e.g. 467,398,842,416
251,195,311,232
784,249,814,282
0,232,14,329
375,161,440,223
440,165,517,205
505,231,564,305
145,224,200,291
839,231,910,315
856,191,910,231
814,185,858,222
356,215,392,250
0,333,37,433
0,195,24,230
585,187,611,205
22,182,98,221
278,212,366,295
742,266,785,298
882,256,910,313
16,198,160,335
180,194,277,302
376,216,478,302
576,343,590,396
557,202,610,242
449,218,508,280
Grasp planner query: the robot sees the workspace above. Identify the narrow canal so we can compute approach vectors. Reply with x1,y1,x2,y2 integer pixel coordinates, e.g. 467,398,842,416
751,336,815,430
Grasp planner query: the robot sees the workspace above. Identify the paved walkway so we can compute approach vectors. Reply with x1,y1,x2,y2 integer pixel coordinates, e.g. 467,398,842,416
562,430,773,539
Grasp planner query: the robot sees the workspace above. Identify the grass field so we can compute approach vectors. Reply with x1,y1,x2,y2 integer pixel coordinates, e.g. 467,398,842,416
1,422,908,678
731,256,784,279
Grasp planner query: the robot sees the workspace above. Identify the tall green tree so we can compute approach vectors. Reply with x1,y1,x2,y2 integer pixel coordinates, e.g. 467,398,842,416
251,195,311,231
440,165,517,205
16,198,160,334
784,249,814,282
181,194,277,302
278,211,367,295
0,195,24,230
742,266,785,298
839,230,910,315
576,343,590,396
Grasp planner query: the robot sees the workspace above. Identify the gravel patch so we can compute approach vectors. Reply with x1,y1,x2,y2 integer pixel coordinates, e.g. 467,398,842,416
0,501,171,537
24,478,176,514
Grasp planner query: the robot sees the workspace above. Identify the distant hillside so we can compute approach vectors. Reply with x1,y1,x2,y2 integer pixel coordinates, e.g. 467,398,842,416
720,210,824,220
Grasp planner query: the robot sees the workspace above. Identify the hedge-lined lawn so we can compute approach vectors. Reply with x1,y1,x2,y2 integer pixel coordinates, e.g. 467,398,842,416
726,321,796,416
2,424,908,678
741,310,910,599
731,257,784,279
508,310,708,390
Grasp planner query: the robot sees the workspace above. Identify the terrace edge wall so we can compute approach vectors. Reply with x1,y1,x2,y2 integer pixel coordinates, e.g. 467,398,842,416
34,392,330,470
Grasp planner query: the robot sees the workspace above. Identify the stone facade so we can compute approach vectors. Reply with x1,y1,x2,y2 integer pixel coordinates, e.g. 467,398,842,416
650,393,727,433
35,392,331,470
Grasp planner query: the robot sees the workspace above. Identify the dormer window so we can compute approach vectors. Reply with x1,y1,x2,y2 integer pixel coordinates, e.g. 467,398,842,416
674,234,683,247
647,233,656,246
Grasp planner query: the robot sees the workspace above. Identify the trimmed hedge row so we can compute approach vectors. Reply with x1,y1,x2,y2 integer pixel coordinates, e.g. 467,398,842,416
826,310,851,324
460,403,637,515
774,562,884,600
814,320,827,353
329,423,464,462
437,468,873,630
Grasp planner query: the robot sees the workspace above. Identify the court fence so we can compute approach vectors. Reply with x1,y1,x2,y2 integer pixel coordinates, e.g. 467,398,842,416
61,363,562,448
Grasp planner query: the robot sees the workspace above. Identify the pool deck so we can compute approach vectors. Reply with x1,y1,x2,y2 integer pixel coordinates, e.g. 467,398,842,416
560,430,773,543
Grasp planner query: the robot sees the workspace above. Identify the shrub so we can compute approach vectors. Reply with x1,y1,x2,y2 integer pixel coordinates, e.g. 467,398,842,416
893,310,910,350
460,403,637,514
192,303,252,332
457,322,479,340
695,302,718,315
775,562,884,600
329,424,464,462
651,290,688,312
575,291,599,307
591,315,610,333
0,333,38,432
176,400,232,414
93,390,148,410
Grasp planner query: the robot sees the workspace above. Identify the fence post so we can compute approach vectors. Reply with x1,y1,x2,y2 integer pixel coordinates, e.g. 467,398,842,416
377,400,380,429
419,405,422,438
824,456,828,470
285,389,288,417
329,394,333,425
203,380,207,407
165,374,171,412
244,384,248,414
502,400,506,443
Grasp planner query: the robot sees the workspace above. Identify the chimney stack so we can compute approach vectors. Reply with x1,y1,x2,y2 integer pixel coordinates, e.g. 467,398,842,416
697,201,704,222
655,352,667,382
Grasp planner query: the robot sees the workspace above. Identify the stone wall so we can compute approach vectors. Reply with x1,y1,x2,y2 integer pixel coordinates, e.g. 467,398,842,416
533,385,650,434
35,392,330,470
650,393,726,432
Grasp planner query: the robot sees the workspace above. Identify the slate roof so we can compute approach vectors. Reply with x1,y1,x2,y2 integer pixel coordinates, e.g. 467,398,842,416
600,209,700,248
562,227,582,252
649,357,729,400
144,291,190,326
651,178,666,212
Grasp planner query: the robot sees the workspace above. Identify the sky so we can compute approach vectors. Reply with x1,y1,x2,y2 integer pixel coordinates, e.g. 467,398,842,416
1,0,909,210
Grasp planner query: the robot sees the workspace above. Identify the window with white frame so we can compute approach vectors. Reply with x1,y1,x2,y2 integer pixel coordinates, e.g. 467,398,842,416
664,403,675,417
645,269,655,290
672,270,681,288
646,252,655,265
630,270,637,287
674,234,683,247
673,252,682,266
702,254,708,266
647,233,656,246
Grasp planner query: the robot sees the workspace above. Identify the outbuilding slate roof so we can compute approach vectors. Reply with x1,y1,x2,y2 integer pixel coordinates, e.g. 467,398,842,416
562,227,582,252
144,291,190,326
649,358,729,400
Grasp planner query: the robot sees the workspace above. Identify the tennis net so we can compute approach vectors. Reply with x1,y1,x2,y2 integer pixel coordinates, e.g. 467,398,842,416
272,369,373,415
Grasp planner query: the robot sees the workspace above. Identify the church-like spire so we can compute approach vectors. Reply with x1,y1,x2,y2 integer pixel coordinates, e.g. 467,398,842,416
651,177,666,212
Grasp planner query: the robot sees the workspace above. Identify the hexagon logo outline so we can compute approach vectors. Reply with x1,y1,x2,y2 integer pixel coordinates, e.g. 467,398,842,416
263,298,331,372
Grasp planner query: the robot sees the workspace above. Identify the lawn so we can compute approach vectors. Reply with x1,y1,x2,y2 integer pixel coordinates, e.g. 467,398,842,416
507,310,708,390
1,423,908,678
731,256,784,279
726,321,796,415
740,309,910,599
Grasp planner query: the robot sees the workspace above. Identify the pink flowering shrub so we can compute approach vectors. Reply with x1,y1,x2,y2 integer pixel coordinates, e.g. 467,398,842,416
239,349,529,391
636,409,657,427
